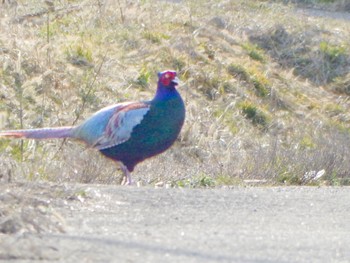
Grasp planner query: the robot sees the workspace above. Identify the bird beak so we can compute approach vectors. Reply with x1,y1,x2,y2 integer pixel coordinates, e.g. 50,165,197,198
171,76,179,86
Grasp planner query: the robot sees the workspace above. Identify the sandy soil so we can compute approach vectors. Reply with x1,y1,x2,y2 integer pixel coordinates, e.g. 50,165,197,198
1,182,350,263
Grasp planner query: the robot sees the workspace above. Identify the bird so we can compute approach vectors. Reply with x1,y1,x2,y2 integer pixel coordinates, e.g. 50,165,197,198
0,70,185,185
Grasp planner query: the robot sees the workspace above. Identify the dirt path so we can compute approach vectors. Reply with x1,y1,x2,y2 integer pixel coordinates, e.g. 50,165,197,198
296,8,350,21
1,183,350,262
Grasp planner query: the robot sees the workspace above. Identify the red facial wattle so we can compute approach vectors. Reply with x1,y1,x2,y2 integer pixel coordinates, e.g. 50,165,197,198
159,71,178,86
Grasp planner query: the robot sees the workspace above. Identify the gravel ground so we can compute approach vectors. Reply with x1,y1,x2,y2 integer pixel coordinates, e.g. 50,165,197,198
1,183,350,263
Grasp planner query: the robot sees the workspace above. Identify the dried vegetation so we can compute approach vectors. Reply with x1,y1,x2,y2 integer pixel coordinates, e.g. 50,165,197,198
0,0,350,188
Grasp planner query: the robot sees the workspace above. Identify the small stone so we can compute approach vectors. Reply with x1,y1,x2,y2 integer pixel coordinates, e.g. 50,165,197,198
154,182,164,188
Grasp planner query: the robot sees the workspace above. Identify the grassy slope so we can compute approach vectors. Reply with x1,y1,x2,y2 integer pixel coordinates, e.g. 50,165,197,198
0,0,349,186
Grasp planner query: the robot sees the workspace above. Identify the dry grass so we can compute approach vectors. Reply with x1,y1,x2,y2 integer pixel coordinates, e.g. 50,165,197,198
0,0,349,187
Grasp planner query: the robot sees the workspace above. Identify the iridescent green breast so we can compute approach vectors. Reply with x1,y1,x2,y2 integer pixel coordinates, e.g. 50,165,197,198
100,90,185,171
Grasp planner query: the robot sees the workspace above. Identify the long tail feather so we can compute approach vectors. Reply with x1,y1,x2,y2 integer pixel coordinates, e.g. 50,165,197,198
0,127,74,139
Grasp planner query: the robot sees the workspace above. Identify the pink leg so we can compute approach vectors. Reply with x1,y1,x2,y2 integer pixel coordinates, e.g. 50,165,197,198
120,163,132,185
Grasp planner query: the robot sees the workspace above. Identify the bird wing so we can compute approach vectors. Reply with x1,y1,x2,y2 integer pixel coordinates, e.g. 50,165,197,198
93,102,150,150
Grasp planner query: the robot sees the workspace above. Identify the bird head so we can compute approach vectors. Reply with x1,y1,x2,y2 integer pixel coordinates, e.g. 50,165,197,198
158,70,179,87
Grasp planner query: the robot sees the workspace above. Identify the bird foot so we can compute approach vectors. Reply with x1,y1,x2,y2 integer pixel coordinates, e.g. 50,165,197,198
121,175,133,186
120,164,133,186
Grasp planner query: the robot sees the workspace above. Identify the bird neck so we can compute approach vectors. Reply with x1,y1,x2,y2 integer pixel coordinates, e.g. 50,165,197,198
153,84,179,102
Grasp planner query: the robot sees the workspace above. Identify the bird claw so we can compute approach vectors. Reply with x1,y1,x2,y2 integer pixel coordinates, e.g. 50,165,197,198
120,163,133,186
121,175,133,186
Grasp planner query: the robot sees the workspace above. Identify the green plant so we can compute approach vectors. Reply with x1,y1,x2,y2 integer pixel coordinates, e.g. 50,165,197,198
299,136,316,150
197,175,216,187
248,67,270,97
219,82,236,94
227,64,270,97
75,189,88,198
175,174,216,188
317,0,335,3
276,172,301,185
251,76,269,97
324,103,345,116
215,175,243,186
227,64,250,82
239,101,269,129
65,44,93,67
319,41,346,63
331,74,350,95
76,46,93,62
135,67,151,89
242,42,265,62
142,30,170,44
